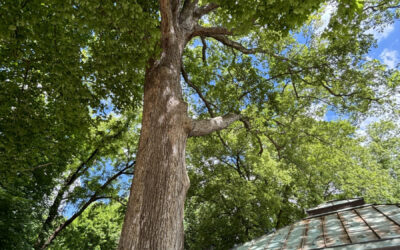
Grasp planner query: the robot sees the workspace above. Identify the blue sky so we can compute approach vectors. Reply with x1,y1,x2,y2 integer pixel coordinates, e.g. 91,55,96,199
369,21,400,69
357,20,400,131
319,4,399,70
320,5,400,123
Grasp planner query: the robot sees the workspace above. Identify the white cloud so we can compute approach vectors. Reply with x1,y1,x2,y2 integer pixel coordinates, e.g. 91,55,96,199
380,49,399,69
306,102,325,121
367,23,394,42
316,3,337,34
356,89,400,138
357,116,379,137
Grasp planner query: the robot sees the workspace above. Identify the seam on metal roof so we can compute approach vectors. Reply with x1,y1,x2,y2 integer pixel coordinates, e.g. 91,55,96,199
354,208,381,239
311,236,400,250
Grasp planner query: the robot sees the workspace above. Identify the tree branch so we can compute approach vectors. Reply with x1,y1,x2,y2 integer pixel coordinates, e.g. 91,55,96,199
201,36,207,64
160,0,180,47
199,34,293,64
194,2,220,17
180,0,198,23
265,133,282,160
364,3,400,12
39,161,135,249
181,65,216,117
299,77,379,101
238,71,297,100
192,26,233,37
219,157,246,179
34,148,100,249
30,162,53,171
292,81,299,99
210,35,256,53
239,117,264,156
189,113,242,137
35,122,130,249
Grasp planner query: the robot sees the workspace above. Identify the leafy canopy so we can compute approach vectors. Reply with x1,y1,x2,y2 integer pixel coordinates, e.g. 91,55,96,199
1,0,399,249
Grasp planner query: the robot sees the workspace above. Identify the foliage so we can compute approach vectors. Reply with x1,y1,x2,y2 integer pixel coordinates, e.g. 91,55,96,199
0,0,147,248
184,115,399,249
49,202,125,250
181,3,400,247
0,0,399,249
363,120,400,198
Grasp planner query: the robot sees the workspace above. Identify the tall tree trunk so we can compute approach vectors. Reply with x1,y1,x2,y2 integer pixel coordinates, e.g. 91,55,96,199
119,1,240,248
118,40,191,249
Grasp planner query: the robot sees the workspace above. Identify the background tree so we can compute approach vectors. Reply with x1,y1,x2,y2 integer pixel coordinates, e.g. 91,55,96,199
1,0,148,248
184,118,399,249
49,202,125,250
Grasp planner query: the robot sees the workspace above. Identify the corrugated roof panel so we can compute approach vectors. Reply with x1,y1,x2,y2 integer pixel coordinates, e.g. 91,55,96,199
375,205,400,226
267,226,291,249
357,206,400,239
234,242,252,250
248,234,273,250
339,210,378,243
324,237,400,250
232,203,400,250
284,220,306,249
304,217,325,249
324,213,351,247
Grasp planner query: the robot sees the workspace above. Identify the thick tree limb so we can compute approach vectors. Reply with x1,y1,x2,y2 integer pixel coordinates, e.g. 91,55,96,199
181,66,243,157
160,0,180,47
180,0,198,22
182,62,263,154
194,2,220,17
192,26,233,37
189,113,242,137
211,35,257,54
160,0,174,27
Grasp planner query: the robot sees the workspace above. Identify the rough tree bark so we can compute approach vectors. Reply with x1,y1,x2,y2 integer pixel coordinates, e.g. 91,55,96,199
118,1,240,249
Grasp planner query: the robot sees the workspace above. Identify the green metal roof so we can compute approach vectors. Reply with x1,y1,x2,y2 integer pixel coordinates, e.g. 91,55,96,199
233,200,400,250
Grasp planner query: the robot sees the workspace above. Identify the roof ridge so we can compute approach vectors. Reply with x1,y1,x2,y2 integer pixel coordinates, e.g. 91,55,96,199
305,203,372,219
